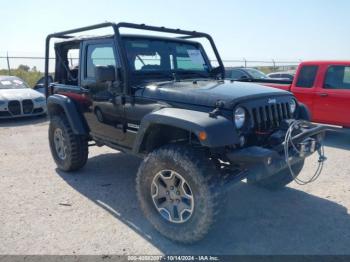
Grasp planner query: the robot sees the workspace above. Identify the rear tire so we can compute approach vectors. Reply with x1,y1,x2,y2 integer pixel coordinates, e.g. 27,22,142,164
136,145,220,244
247,160,304,190
49,115,88,172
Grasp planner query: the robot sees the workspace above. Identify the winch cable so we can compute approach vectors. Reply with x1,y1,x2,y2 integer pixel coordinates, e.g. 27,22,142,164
283,120,326,185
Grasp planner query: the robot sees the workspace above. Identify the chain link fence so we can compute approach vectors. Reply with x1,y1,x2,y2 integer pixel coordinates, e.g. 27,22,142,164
0,54,300,87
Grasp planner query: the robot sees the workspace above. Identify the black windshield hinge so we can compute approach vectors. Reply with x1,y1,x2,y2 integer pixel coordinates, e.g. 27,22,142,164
209,100,225,118
209,108,221,118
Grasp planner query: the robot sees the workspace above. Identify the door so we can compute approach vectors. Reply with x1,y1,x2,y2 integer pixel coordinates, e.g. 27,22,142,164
291,65,319,117
80,39,126,142
313,65,350,127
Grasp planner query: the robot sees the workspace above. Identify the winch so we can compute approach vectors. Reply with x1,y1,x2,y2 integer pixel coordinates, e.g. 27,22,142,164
284,120,327,185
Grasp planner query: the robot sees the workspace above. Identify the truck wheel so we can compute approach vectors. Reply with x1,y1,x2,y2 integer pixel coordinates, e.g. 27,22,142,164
247,160,304,190
49,115,88,172
136,145,220,244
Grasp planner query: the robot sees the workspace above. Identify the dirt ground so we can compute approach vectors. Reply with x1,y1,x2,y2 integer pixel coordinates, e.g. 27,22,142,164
0,116,349,255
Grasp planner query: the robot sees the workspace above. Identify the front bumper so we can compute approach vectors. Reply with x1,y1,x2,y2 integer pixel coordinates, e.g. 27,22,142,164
0,100,47,119
225,122,327,181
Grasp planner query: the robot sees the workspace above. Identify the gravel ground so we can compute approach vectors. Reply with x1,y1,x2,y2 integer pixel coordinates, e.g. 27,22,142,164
0,116,350,255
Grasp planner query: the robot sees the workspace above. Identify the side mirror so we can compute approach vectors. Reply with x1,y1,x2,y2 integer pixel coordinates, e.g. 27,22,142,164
33,83,44,90
95,65,116,83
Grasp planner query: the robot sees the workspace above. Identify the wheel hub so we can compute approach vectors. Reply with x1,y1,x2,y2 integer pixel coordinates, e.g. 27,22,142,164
151,170,194,223
53,128,67,160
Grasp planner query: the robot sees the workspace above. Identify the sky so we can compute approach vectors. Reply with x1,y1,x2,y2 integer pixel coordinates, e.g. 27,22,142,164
0,0,349,70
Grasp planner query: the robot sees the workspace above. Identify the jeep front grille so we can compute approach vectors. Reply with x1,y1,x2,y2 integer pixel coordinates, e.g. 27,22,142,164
251,102,291,131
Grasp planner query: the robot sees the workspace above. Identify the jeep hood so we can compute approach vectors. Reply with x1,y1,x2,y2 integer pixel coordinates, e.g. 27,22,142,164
142,80,292,109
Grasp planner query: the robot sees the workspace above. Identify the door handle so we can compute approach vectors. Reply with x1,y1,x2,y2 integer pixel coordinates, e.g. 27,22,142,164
317,93,328,97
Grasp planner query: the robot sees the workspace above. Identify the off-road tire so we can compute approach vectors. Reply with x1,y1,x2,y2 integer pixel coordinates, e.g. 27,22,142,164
136,145,220,244
247,160,305,190
49,115,88,172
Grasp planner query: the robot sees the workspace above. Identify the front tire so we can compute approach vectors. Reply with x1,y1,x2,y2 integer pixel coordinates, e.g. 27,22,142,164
247,160,305,190
136,145,220,244
49,115,88,172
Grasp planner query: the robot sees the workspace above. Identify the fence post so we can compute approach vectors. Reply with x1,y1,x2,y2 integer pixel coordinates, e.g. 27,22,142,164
243,58,247,68
272,59,276,71
6,52,11,75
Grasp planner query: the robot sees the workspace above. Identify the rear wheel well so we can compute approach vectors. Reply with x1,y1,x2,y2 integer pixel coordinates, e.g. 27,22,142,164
47,102,89,136
139,124,201,154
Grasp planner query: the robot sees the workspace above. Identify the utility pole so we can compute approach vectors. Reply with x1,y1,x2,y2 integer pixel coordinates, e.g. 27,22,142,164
6,52,11,75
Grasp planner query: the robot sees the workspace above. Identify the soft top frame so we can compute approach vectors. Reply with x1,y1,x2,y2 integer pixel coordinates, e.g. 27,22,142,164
45,22,225,97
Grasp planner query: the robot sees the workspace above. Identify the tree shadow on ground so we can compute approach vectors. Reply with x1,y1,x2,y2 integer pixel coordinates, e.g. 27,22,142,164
56,151,350,255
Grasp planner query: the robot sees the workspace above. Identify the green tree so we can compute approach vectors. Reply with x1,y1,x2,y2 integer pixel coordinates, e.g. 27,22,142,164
18,64,30,72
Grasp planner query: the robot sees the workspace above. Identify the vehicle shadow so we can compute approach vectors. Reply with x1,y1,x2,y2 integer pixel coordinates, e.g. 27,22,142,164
0,115,48,127
324,129,350,151
56,152,350,255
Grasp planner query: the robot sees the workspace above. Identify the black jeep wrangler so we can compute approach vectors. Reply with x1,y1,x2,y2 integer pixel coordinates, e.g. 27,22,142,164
45,22,326,243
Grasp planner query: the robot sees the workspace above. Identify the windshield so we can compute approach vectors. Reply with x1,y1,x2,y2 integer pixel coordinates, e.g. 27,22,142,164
0,78,29,89
245,68,268,79
123,38,211,79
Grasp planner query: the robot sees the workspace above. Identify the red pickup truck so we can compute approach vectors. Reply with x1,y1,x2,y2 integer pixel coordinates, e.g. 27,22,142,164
244,61,350,128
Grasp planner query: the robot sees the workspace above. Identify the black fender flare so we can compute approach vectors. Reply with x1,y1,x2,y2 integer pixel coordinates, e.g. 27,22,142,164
133,108,238,153
297,102,312,121
47,94,88,135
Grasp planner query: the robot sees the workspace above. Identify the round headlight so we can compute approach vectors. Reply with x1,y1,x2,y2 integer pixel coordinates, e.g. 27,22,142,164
289,99,297,114
234,107,246,129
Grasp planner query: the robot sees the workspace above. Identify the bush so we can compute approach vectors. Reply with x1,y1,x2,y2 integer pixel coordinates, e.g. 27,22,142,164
0,66,44,88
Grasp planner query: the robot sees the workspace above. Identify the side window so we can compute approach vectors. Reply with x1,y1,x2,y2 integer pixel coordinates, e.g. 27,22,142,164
295,65,318,88
324,66,350,90
230,70,246,80
270,73,280,78
282,74,293,80
86,44,116,78
67,49,80,70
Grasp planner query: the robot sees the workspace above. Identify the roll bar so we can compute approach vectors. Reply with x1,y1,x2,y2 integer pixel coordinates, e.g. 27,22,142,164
44,22,225,97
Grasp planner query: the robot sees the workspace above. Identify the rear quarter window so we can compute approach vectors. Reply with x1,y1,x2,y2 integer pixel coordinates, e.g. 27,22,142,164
296,65,318,88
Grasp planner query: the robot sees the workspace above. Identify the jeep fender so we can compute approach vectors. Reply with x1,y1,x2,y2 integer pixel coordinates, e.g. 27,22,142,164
297,102,312,121
47,94,88,135
133,108,238,153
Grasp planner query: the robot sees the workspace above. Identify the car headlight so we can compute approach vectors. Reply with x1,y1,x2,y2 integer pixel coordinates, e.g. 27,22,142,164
234,107,246,129
34,96,46,103
289,99,297,114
